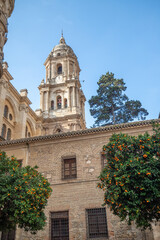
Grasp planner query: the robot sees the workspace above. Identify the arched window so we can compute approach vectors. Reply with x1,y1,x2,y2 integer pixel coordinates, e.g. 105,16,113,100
7,128,11,140
9,114,13,121
1,124,6,139
28,132,31,138
57,96,62,109
64,98,67,108
57,64,62,74
51,100,54,110
25,126,28,138
56,128,61,133
4,105,8,118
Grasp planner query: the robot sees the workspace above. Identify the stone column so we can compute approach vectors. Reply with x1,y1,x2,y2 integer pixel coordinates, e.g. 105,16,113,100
67,60,70,80
53,94,56,110
68,87,71,108
46,91,49,111
62,92,64,108
76,88,79,108
40,92,43,110
48,91,50,111
73,87,75,107
46,67,48,82
52,63,55,78
41,92,44,111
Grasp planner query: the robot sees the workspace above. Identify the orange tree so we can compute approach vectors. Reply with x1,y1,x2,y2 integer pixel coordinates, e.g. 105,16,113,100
0,151,52,233
98,124,160,229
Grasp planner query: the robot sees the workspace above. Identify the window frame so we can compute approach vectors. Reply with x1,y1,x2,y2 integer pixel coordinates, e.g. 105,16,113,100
17,159,23,168
86,208,108,239
3,105,9,119
6,128,11,141
101,151,107,170
57,95,62,109
50,211,69,240
57,64,62,75
1,124,7,139
62,156,77,180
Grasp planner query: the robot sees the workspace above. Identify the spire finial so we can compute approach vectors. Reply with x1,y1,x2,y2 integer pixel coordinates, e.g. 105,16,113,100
59,30,66,44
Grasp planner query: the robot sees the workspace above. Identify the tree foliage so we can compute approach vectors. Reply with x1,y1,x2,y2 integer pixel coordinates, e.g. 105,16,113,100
0,152,52,233
98,124,160,229
89,72,148,126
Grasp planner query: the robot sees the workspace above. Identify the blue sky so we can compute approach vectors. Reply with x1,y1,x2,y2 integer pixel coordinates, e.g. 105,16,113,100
4,0,160,127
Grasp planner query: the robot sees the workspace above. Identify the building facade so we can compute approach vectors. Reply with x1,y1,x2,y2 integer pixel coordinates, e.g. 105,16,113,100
0,1,160,240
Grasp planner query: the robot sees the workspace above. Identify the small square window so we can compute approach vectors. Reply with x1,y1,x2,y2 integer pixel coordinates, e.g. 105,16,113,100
86,208,108,239
62,158,77,179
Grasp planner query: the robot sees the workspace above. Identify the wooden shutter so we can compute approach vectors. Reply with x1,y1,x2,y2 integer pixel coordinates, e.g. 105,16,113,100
63,158,76,179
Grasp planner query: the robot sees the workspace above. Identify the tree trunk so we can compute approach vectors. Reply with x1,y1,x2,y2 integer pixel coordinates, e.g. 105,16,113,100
111,104,115,124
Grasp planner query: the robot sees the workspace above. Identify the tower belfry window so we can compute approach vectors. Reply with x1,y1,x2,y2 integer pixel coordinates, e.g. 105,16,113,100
64,98,67,108
57,64,62,74
51,100,54,110
57,96,62,109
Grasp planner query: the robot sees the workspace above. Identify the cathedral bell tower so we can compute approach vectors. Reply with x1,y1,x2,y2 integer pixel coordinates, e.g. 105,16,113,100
37,34,86,134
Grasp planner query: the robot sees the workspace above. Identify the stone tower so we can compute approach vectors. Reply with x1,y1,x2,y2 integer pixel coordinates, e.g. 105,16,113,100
37,34,86,134
0,0,15,77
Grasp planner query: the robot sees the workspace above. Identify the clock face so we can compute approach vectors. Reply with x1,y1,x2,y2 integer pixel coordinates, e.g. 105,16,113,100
55,75,63,84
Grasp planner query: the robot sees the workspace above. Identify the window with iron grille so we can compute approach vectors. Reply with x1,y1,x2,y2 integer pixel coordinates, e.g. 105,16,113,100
62,158,77,179
101,152,107,169
86,208,108,239
17,159,23,168
51,211,69,240
1,229,16,240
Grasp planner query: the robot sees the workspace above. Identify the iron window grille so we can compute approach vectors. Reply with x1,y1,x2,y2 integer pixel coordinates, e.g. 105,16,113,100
86,208,108,239
50,211,69,240
1,229,16,240
17,159,23,168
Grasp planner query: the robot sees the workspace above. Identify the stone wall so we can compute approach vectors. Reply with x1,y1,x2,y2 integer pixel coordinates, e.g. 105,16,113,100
1,122,159,239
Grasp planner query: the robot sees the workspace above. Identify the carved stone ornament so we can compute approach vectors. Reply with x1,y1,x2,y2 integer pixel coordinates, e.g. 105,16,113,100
19,104,29,113
0,78,9,88
53,124,63,133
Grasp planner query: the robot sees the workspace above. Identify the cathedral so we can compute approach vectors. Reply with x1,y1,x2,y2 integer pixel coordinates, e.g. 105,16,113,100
0,33,86,141
0,1,160,240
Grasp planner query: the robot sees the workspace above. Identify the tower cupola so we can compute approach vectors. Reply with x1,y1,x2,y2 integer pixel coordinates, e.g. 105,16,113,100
38,35,86,134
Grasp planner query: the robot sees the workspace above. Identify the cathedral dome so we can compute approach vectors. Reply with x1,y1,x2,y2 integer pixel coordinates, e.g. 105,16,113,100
49,35,77,59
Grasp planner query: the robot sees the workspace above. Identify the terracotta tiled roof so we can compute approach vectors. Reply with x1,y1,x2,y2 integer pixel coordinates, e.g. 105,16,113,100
0,119,159,146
